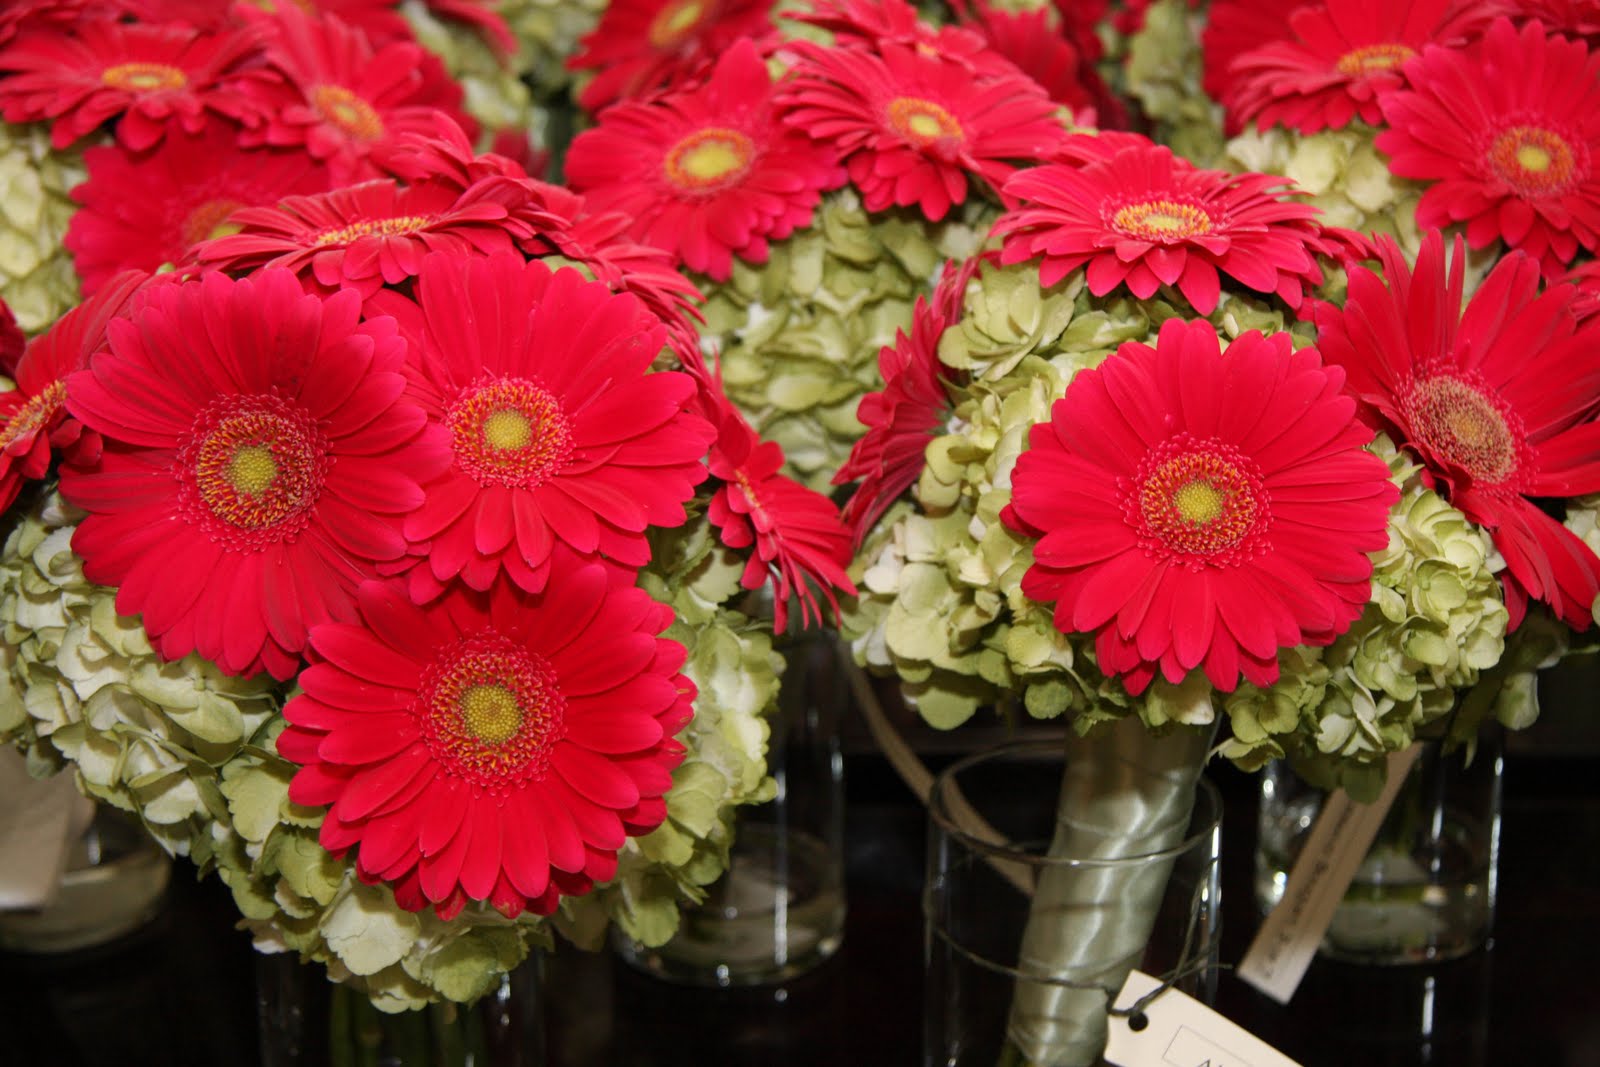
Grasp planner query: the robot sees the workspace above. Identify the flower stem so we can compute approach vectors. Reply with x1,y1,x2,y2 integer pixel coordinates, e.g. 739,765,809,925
1002,716,1214,1066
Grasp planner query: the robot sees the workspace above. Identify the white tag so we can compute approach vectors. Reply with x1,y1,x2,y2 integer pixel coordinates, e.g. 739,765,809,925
1236,744,1424,1004
1103,969,1301,1067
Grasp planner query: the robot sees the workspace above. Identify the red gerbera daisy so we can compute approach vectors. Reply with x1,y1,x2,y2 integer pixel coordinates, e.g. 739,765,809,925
239,8,476,181
1002,318,1397,695
0,2,91,50
569,0,777,114
996,144,1328,314
1485,0,1600,46
776,40,1068,222
0,297,22,374
1317,231,1600,630
834,258,975,543
1220,0,1488,136
565,41,844,282
0,271,146,514
66,120,330,297
232,0,421,46
787,0,1004,74
1377,17,1600,276
277,572,693,920
954,1,1100,118
424,0,518,55
60,269,445,679
1200,0,1299,103
365,251,714,601
692,372,855,631
1563,257,1600,321
191,176,526,297
0,17,265,150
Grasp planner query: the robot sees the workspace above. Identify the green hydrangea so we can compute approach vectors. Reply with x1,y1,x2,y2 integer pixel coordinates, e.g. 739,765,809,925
497,0,605,99
1124,0,1225,167
0,492,280,859
704,188,993,490
845,260,1305,730
1221,438,1510,794
401,0,548,150
0,121,85,333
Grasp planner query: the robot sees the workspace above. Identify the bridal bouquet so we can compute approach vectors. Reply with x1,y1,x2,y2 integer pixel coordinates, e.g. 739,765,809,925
0,0,853,1012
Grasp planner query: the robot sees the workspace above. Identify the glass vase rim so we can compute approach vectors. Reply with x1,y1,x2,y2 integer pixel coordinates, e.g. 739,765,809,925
927,737,1223,867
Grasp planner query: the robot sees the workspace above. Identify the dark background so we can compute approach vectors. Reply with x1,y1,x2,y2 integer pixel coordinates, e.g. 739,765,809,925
3,662,1598,1067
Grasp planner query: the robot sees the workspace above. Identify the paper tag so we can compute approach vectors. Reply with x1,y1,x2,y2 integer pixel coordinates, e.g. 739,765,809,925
0,748,91,910
1236,744,1424,1004
1104,969,1301,1067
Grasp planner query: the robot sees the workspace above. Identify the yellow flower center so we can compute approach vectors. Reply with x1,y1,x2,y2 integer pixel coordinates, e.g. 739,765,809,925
1335,43,1416,77
101,62,188,92
663,127,755,192
649,0,709,47
311,84,384,141
449,377,574,489
887,97,963,146
313,215,433,246
1407,376,1521,484
420,638,566,789
190,402,324,534
1487,125,1578,197
0,381,66,450
1134,439,1268,563
1112,199,1212,241
460,684,523,745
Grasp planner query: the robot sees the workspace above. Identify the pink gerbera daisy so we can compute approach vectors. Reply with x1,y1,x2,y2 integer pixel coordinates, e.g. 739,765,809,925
996,144,1328,313
776,40,1068,222
955,1,1100,118
1003,318,1397,695
1220,0,1488,136
569,0,777,113
366,251,715,601
66,119,330,296
834,258,975,543
0,271,146,514
692,372,855,631
191,176,526,297
1317,232,1600,630
1485,0,1600,46
60,269,445,679
278,572,693,920
1377,17,1600,276
0,17,266,150
0,297,21,374
565,40,845,282
240,8,476,181
1200,0,1300,103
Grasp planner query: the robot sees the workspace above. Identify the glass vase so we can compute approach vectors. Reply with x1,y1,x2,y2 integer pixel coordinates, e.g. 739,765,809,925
614,627,847,986
256,952,546,1067
924,737,1223,1067
1255,728,1504,965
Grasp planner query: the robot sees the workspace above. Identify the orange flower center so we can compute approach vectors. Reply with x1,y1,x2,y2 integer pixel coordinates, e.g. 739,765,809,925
1487,125,1578,198
419,636,566,790
1335,43,1415,77
0,381,66,451
101,62,188,92
181,395,327,545
313,215,434,246
182,199,244,247
887,97,963,146
648,0,710,47
1404,375,1522,485
448,377,573,489
1112,199,1212,242
311,84,384,141
1134,437,1268,564
664,127,755,193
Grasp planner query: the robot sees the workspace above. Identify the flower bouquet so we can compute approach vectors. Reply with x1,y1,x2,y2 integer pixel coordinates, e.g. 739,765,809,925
0,0,855,1038
837,101,1600,1058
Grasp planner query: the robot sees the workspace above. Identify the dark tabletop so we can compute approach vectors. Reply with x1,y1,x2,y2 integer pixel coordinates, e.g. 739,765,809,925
3,687,1598,1067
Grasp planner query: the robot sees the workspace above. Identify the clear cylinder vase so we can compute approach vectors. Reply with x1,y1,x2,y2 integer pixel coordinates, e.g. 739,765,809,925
1254,727,1504,965
256,952,546,1067
613,627,847,986
924,738,1223,1067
